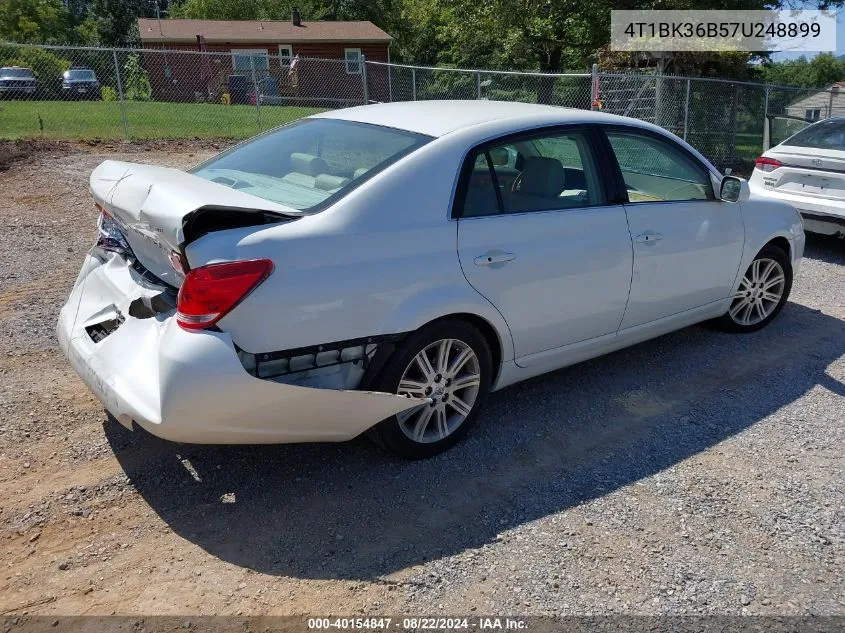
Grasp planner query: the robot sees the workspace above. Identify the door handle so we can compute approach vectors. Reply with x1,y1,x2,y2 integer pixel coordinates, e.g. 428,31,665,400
474,250,517,266
634,231,663,245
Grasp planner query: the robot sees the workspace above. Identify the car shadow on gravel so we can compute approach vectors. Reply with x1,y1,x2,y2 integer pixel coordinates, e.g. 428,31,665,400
802,233,845,266
105,295,845,581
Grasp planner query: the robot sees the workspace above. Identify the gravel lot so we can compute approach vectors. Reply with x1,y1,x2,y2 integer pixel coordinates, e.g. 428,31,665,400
1,141,843,617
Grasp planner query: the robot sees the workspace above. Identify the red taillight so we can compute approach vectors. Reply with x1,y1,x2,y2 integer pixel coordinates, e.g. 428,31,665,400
755,156,783,172
176,259,273,331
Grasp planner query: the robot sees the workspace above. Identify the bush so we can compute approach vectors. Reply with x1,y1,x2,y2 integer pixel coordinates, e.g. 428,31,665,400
101,86,117,101
123,54,152,101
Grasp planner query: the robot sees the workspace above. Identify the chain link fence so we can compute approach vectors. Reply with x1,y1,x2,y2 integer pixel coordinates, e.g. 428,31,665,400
2,42,843,172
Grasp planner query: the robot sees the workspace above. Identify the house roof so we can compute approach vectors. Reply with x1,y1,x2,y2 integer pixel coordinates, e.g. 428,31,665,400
137,18,392,44
787,82,844,110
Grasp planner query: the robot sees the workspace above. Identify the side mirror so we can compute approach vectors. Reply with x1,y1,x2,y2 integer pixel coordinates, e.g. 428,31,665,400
720,175,750,203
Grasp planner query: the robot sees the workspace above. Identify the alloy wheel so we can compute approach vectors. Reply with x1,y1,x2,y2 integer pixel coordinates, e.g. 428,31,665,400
395,338,481,443
728,257,786,326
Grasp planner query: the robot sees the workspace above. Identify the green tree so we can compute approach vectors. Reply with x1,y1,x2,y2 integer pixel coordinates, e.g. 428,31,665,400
759,53,845,88
123,53,152,99
0,0,71,43
88,0,150,45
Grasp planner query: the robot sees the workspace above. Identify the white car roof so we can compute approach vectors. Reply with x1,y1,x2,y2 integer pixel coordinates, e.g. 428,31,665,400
313,100,650,138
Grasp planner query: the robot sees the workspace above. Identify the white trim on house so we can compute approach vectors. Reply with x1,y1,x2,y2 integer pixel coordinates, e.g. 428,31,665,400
278,44,293,66
344,47,362,74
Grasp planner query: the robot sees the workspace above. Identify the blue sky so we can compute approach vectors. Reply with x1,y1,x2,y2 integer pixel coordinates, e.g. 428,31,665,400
770,10,842,60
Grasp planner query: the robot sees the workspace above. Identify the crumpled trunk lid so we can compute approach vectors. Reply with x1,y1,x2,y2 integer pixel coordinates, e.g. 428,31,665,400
90,160,298,287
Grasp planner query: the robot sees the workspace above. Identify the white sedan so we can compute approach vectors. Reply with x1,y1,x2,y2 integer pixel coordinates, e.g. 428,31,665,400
58,101,805,459
750,116,845,236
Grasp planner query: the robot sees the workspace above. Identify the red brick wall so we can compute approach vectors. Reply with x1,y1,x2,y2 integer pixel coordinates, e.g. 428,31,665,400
140,42,389,103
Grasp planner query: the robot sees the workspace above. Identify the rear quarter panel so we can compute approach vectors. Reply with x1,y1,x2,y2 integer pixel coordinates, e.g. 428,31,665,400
184,136,515,362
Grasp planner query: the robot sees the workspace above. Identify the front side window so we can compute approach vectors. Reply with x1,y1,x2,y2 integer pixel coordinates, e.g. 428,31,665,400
232,49,269,72
459,128,604,218
605,130,712,203
192,118,431,212
784,117,845,150
345,48,362,74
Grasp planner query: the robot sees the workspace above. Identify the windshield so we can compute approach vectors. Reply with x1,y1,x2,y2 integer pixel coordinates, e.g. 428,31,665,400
192,118,432,212
1,68,34,78
65,69,95,80
783,118,845,151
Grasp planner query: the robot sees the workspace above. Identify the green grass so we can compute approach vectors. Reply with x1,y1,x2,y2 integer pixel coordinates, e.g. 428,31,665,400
0,100,325,140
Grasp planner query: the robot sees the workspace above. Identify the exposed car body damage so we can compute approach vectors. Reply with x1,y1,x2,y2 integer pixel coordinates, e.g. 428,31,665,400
89,160,300,286
237,333,408,390
58,160,432,444
58,250,430,443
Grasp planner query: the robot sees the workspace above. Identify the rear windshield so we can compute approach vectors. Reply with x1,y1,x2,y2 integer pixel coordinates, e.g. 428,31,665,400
783,118,845,150
192,118,432,212
1,68,34,78
65,69,95,80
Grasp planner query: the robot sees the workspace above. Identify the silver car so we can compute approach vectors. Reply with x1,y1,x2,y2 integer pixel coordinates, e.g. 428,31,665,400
58,101,804,459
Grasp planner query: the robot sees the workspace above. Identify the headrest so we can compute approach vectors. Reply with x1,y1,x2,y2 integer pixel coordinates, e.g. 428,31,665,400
290,152,328,176
315,174,350,191
353,167,369,179
520,157,565,197
489,147,510,166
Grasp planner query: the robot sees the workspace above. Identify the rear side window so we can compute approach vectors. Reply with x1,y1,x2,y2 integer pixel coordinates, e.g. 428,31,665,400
192,119,432,212
459,128,604,218
605,130,712,203
783,118,845,150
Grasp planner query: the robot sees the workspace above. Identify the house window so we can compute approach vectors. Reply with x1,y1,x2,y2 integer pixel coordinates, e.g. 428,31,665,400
806,109,821,122
344,48,362,74
278,44,293,66
232,49,269,72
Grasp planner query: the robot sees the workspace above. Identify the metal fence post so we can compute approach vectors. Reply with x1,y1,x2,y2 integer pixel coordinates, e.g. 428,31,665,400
763,86,770,153
412,67,417,101
361,55,369,104
112,49,129,140
590,63,599,109
476,71,482,99
828,89,834,119
683,79,690,141
250,56,262,132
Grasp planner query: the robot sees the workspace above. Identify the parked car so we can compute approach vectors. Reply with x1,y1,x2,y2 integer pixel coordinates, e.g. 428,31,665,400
751,116,845,237
0,66,37,99
61,67,100,99
57,101,805,459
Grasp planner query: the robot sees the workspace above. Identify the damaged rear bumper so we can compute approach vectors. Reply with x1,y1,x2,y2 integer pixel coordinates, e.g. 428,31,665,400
57,253,428,444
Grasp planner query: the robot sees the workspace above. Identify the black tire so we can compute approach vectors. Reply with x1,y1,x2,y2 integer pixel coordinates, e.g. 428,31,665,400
714,243,793,333
367,319,493,459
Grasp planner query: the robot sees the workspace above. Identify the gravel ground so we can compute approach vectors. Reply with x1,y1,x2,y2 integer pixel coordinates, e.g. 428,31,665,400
1,142,843,616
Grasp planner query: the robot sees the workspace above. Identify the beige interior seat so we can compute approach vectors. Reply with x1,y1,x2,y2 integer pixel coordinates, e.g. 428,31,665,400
508,156,567,212
315,174,351,193
282,152,330,188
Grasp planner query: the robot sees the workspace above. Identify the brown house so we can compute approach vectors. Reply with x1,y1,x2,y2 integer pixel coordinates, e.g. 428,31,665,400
137,15,392,104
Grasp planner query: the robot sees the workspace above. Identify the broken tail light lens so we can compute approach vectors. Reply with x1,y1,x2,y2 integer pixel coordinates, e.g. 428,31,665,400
95,206,132,256
755,156,783,172
176,259,274,331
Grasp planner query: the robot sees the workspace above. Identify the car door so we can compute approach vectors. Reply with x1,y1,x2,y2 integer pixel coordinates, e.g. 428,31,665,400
601,127,745,330
456,126,633,361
